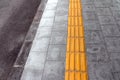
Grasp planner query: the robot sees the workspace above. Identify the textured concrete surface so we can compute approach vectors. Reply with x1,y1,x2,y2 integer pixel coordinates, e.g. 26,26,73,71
21,0,120,80
3,0,120,80
82,0,120,80
0,0,42,79
21,0,69,80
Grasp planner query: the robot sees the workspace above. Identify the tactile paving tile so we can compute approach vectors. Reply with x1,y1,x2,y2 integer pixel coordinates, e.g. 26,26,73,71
65,0,88,80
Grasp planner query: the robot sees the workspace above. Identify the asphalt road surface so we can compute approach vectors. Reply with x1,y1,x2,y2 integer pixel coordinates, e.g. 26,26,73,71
0,0,41,79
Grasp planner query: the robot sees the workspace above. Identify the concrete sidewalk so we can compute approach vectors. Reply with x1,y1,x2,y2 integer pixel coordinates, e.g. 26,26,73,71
82,0,120,80
21,0,69,80
21,0,120,80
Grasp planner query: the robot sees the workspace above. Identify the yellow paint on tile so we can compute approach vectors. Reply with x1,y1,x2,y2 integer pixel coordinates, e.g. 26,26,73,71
71,17,74,25
75,53,80,70
75,27,79,37
68,17,71,25
66,53,70,70
81,73,88,80
75,17,79,25
70,72,75,80
80,53,86,71
67,38,70,52
79,17,83,25
80,38,85,52
65,0,88,80
79,27,84,37
71,38,74,52
68,27,71,37
75,72,81,80
75,9,78,16
65,72,69,80
70,53,75,70
75,39,79,51
71,27,75,37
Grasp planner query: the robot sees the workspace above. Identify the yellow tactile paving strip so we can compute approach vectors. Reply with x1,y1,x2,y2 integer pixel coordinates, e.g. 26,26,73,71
65,0,88,80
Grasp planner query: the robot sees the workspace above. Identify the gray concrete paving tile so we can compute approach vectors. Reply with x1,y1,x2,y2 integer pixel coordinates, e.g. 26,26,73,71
81,0,94,4
50,31,67,45
31,38,49,52
84,21,101,30
82,0,120,80
57,5,69,10
59,0,69,3
112,10,120,21
83,12,98,21
93,62,114,80
47,45,66,61
52,27,68,31
105,37,120,52
54,21,68,27
42,61,65,80
110,6,120,11
37,27,52,32
109,53,120,60
50,35,67,45
42,10,55,18
45,3,57,10
98,16,116,25
51,31,67,37
92,60,120,80
35,31,51,38
21,68,43,80
54,15,68,23
94,0,112,3
56,6,68,12
110,59,120,72
85,30,104,44
87,62,97,80
94,1,112,8
82,4,95,12
47,0,58,4
103,2,113,8
116,20,120,27
36,27,52,38
53,24,68,32
110,0,120,10
57,5,68,12
86,44,109,63
112,0,120,4
94,2,106,8
95,8,112,16
21,52,46,80
57,1,69,7
53,22,68,31
25,52,46,69
113,1,120,7
56,9,68,16
21,0,68,79
101,24,120,37
60,0,68,2
39,18,54,27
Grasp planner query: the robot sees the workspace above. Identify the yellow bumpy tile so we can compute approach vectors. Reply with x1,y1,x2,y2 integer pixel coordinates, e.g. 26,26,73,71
65,0,88,80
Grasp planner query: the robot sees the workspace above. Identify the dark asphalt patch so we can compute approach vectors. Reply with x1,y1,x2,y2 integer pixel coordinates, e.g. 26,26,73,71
0,0,43,79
